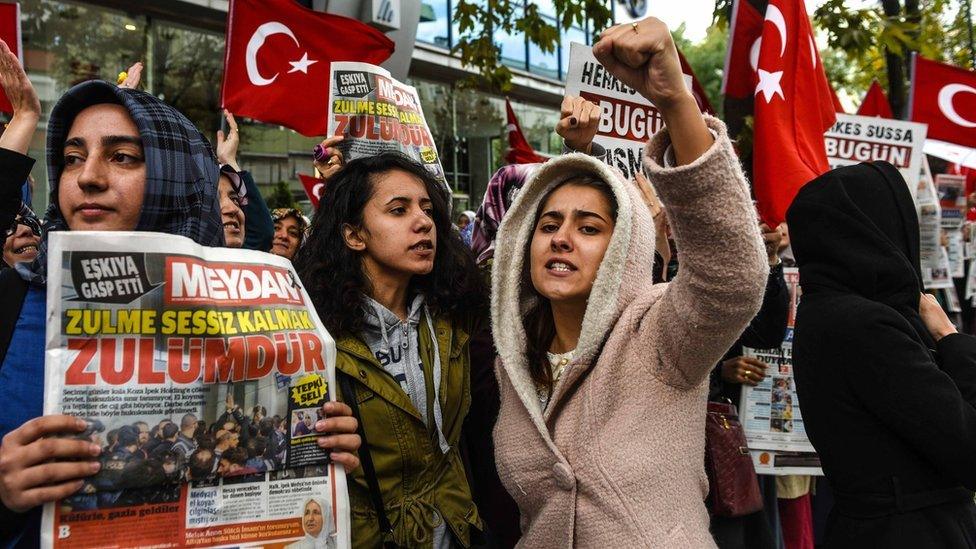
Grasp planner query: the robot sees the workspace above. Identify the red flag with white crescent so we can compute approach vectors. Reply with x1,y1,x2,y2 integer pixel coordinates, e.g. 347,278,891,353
505,99,547,164
751,0,836,226
298,173,324,209
910,56,976,148
722,0,765,99
221,0,395,136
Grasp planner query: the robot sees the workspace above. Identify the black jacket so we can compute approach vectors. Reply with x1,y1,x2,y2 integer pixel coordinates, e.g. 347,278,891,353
788,161,976,548
710,263,789,403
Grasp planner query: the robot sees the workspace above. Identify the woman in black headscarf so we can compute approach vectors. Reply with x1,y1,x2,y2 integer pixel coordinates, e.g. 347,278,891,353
788,161,976,547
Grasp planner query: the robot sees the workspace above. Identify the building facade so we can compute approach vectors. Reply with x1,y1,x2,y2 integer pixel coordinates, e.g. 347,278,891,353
19,0,641,213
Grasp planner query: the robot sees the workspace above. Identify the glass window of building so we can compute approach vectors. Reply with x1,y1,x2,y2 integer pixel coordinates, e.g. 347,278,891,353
21,0,148,211
150,20,225,135
417,0,450,48
497,6,527,71
528,15,559,80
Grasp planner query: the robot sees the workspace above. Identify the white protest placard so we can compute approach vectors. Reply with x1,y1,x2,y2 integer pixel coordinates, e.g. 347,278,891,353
563,42,691,181
824,114,927,200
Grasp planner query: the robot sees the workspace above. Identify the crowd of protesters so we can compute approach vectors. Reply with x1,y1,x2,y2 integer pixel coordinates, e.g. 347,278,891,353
0,13,975,549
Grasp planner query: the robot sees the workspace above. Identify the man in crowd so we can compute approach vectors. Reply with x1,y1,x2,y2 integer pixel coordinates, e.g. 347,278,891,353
172,413,199,459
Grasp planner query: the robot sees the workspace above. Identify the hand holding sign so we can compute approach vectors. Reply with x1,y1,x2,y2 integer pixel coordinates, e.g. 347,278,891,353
556,95,600,154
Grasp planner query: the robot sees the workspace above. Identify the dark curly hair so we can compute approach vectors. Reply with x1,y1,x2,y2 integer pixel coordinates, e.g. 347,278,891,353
294,152,486,336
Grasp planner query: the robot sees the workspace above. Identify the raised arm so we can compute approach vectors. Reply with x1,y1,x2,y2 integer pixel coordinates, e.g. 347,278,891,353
0,39,39,240
595,17,767,388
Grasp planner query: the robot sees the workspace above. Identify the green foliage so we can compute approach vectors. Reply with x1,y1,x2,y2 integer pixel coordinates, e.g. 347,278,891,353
813,0,968,100
452,0,611,92
266,181,298,210
673,24,729,118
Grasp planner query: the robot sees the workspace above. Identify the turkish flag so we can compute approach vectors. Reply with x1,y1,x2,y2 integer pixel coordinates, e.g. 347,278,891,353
505,99,547,164
857,80,894,118
752,0,836,226
0,2,21,115
910,56,976,149
676,49,715,115
221,0,395,136
298,173,324,208
722,0,765,100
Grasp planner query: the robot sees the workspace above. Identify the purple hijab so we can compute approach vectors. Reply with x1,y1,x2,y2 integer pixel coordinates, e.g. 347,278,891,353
471,163,541,265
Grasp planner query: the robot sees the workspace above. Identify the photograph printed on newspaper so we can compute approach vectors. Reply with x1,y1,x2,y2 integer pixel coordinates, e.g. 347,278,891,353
41,231,349,548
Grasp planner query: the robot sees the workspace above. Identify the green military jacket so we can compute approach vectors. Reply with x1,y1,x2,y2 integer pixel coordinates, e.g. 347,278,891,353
336,313,482,548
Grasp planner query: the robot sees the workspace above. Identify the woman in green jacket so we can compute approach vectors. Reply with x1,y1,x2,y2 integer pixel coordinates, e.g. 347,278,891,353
295,152,487,548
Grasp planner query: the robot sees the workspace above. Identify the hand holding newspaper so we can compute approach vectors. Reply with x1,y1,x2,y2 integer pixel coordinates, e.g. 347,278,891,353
41,231,349,549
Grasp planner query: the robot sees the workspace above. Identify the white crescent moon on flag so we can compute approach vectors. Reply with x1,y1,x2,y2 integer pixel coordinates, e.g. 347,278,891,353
765,5,787,57
938,83,976,128
749,5,788,70
312,182,324,200
246,22,300,87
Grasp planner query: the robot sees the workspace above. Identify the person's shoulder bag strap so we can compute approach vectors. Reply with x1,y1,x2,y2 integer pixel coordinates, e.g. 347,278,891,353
338,370,400,548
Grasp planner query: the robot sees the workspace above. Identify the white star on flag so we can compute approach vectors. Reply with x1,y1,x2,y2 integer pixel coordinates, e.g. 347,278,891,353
755,69,784,102
287,52,318,74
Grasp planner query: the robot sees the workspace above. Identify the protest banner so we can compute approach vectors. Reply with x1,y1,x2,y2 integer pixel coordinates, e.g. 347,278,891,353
41,231,349,549
824,114,927,200
740,268,817,454
563,42,692,181
327,61,447,191
751,450,823,476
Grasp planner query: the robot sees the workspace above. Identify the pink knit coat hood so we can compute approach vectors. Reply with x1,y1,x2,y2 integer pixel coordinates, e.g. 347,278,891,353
490,117,768,547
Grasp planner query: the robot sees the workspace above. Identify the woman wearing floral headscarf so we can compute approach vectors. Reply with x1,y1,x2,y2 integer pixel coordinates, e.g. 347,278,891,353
271,207,309,261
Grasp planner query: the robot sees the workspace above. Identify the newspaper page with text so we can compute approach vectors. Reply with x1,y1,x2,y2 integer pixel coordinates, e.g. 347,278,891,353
328,61,446,191
739,268,819,462
41,231,349,549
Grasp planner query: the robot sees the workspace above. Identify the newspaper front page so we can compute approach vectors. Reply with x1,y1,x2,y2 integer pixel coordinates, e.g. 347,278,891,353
41,231,349,549
917,159,944,271
327,61,446,190
739,268,818,457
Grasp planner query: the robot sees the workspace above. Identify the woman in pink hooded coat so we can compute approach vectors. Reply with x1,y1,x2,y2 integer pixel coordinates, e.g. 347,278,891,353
489,17,768,547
